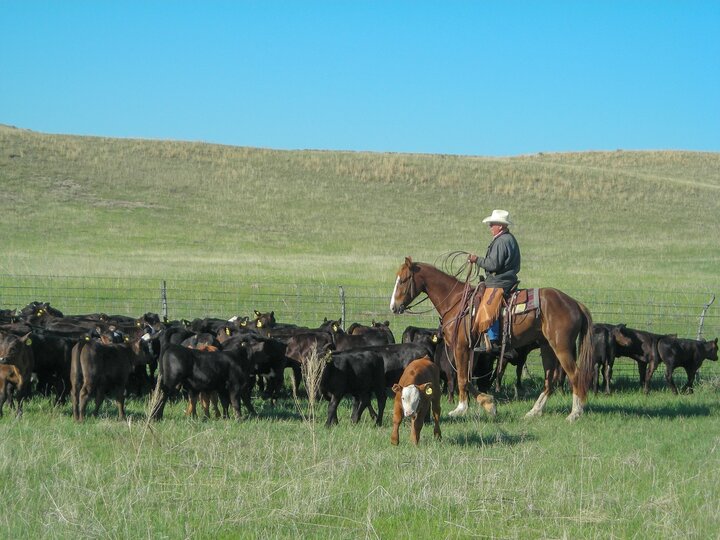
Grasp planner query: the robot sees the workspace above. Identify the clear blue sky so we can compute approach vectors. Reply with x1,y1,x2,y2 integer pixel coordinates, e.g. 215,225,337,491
2,1,719,156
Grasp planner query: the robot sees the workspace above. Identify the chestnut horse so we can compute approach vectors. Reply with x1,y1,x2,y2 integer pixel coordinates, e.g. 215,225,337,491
390,257,595,421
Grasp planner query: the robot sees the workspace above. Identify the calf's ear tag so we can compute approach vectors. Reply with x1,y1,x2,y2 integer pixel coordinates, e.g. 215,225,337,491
25,338,33,346
425,387,433,396
432,335,438,343
84,335,91,342
332,324,338,332
225,327,231,335
256,321,263,328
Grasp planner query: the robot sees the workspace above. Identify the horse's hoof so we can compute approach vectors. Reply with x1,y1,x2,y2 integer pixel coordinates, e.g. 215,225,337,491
566,412,582,422
525,409,542,418
448,402,468,417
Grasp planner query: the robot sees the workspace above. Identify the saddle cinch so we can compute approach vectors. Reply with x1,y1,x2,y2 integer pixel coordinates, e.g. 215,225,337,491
471,285,540,340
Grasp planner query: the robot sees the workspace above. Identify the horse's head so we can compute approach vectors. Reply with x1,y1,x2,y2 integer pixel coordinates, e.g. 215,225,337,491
390,257,421,314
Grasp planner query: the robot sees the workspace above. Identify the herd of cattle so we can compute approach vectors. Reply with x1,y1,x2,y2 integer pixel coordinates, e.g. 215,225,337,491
0,301,717,443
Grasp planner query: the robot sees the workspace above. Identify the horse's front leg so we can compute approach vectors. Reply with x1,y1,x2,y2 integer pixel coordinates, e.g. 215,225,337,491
448,346,470,417
448,346,496,418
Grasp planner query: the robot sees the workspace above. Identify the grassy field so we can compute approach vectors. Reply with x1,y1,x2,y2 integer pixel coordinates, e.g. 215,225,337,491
2,379,719,539
1,125,719,538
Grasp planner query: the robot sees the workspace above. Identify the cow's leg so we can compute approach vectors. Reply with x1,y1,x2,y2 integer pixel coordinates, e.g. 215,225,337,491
93,388,106,417
410,414,423,445
390,396,402,446
325,394,341,427
495,354,508,393
432,399,442,440
0,386,6,417
71,386,80,421
644,360,658,394
350,395,363,423
603,361,612,394
665,364,679,395
187,391,199,418
637,361,647,388
683,368,696,394
515,361,524,398
229,391,242,420
444,365,456,404
78,384,93,421
374,387,386,427
116,392,127,421
211,392,222,418
240,384,256,416
217,392,231,418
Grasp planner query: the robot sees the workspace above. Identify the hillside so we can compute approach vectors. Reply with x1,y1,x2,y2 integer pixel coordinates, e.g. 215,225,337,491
1,124,719,291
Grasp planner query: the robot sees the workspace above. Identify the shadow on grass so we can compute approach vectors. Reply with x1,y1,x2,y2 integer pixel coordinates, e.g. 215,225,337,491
446,429,536,448
587,402,716,418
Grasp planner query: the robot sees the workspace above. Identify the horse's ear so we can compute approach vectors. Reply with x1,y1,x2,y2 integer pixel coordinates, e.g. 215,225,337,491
405,256,413,267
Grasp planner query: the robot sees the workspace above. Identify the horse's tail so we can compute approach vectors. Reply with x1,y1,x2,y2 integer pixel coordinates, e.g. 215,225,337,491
575,302,595,400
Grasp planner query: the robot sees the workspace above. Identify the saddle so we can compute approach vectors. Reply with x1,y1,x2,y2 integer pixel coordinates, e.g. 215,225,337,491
470,286,540,343
502,288,540,318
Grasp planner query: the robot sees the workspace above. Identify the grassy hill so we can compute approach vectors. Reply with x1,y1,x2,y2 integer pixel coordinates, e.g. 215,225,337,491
2,124,719,291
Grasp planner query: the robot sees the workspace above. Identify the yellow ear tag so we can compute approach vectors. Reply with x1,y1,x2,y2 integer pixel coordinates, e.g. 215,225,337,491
25,338,33,346
37,309,44,316
256,321,263,328
240,320,247,327
225,328,231,335
425,387,433,396
432,335,438,343
124,336,130,342
85,336,91,342
332,324,338,332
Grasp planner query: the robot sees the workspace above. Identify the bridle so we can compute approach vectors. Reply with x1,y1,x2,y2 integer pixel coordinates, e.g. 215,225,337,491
396,272,433,314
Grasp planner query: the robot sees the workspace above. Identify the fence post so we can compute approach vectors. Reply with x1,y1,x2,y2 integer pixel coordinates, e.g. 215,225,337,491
696,293,715,339
339,286,346,331
161,280,168,322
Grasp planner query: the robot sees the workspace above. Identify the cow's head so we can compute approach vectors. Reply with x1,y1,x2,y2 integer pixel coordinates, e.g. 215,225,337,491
0,332,32,364
392,382,433,417
705,337,718,361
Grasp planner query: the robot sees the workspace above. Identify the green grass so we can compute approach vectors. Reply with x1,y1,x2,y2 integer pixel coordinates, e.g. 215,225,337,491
2,377,719,539
1,125,719,538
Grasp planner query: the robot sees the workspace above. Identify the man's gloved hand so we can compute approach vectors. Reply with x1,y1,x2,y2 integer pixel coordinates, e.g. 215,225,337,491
467,254,478,264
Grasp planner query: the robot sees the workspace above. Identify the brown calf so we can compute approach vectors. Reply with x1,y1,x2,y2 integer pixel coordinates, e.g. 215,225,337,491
390,357,441,446
0,365,23,416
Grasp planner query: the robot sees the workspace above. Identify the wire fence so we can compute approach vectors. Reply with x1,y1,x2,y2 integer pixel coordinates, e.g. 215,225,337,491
1,275,718,381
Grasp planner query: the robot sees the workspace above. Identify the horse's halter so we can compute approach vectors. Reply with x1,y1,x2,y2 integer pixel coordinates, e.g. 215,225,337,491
395,267,432,314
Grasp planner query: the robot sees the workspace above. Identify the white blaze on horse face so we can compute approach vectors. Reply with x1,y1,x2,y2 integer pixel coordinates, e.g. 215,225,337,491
400,385,420,417
390,276,400,312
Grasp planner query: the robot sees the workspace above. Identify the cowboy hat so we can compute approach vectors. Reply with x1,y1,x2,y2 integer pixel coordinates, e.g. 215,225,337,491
481,209,512,226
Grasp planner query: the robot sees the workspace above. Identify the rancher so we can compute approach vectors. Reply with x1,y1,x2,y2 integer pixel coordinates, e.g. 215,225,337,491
467,209,521,353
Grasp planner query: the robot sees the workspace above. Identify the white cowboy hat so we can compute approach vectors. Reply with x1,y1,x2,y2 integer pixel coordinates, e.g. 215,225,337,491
481,209,512,226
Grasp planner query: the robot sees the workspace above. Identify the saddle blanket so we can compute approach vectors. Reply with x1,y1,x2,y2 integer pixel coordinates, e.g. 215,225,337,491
502,288,540,317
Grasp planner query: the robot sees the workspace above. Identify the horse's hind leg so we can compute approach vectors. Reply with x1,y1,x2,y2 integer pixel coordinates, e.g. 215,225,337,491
551,342,586,422
525,346,557,418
